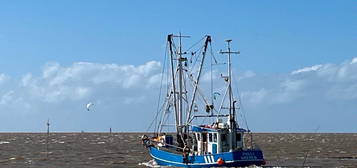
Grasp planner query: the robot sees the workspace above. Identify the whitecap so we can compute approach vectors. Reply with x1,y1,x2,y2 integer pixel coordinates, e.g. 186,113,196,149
0,141,10,144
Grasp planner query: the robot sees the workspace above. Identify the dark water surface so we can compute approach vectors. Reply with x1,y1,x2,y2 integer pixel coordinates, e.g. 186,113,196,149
0,133,356,167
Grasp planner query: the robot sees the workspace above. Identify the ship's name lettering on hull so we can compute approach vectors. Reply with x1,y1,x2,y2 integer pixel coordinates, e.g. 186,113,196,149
241,152,258,160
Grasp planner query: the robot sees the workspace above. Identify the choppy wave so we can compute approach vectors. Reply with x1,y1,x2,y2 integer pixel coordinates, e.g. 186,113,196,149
0,133,355,167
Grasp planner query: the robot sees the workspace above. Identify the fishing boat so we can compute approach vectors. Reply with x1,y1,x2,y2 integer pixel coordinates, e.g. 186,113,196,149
141,34,265,167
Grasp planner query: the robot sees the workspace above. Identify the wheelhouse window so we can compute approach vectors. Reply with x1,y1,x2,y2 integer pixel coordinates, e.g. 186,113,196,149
208,133,213,142
221,133,227,141
213,133,217,142
236,133,242,141
197,133,201,141
202,133,207,142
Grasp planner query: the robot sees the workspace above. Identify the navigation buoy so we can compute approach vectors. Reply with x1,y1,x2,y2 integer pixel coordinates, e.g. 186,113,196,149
217,157,225,165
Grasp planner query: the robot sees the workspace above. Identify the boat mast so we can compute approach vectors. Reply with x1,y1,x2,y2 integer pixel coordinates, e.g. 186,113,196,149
220,39,240,150
167,34,179,133
178,32,184,134
168,33,190,135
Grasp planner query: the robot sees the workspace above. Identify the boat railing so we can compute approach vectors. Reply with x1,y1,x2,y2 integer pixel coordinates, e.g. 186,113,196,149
150,139,191,154
151,139,183,149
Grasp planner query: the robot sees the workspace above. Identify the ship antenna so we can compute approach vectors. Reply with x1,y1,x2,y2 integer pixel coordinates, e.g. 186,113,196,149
220,39,240,150
219,40,240,121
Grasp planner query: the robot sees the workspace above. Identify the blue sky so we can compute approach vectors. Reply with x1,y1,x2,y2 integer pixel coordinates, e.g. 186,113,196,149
0,1,356,132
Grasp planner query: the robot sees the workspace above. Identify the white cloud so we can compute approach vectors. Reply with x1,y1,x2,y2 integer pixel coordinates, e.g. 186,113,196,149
0,61,162,118
351,57,357,64
0,90,15,105
40,60,161,89
0,73,9,85
242,57,357,105
123,95,146,104
43,62,61,79
291,64,323,75
241,88,269,104
235,57,357,132
238,70,256,80
280,79,305,91
1,57,356,132
326,84,357,100
201,70,219,82
271,79,305,104
21,73,34,87
241,79,305,105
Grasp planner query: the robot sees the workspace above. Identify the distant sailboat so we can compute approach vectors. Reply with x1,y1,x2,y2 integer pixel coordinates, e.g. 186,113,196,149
141,34,265,167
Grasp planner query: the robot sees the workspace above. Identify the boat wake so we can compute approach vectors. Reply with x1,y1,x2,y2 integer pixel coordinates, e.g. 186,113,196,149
138,159,168,168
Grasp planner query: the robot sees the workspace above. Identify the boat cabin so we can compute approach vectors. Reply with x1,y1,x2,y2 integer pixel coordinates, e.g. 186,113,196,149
191,121,246,155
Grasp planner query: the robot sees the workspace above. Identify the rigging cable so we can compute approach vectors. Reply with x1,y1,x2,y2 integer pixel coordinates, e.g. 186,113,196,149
184,35,206,54
232,72,254,148
209,41,219,65
190,46,204,72
233,75,250,131
146,40,168,133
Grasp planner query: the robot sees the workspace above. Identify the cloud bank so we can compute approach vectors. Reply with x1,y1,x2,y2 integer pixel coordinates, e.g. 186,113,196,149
0,61,162,132
0,57,356,132
239,57,357,132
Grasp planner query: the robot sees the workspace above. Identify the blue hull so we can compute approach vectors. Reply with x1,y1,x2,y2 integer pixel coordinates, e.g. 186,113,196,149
149,147,265,167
